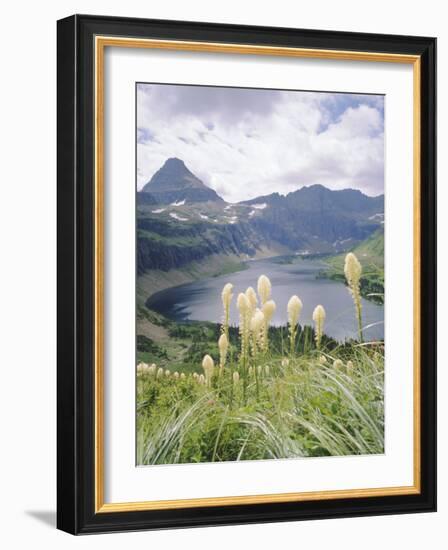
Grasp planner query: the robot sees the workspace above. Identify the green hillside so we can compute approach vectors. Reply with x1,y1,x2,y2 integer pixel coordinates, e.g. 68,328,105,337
322,228,384,304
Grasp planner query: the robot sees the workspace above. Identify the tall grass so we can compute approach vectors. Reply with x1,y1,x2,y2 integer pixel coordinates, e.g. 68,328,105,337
137,253,384,465
137,344,383,464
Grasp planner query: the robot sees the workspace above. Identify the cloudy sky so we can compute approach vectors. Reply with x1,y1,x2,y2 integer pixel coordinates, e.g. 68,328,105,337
137,83,384,203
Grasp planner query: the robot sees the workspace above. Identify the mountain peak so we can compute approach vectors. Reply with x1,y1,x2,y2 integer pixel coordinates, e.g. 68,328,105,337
163,157,188,169
142,158,224,204
155,157,192,178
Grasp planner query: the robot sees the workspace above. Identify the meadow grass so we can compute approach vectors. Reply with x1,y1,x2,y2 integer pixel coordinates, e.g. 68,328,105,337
137,343,384,464
136,253,384,465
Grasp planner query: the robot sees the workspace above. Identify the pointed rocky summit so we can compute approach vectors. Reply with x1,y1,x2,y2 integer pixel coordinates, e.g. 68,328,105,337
142,158,224,204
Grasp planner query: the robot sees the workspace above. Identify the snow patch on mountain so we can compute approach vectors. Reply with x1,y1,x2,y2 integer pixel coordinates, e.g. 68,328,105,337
170,212,188,221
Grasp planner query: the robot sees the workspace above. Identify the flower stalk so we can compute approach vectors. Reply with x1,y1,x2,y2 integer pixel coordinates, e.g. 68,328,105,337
218,333,229,372
261,299,276,353
202,354,215,387
221,283,233,342
287,295,303,355
257,274,272,305
344,252,363,342
312,305,326,349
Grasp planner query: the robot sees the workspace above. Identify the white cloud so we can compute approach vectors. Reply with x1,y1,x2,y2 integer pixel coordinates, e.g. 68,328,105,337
137,85,384,202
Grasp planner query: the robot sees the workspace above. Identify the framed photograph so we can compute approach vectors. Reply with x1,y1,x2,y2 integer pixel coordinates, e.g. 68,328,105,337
57,14,436,534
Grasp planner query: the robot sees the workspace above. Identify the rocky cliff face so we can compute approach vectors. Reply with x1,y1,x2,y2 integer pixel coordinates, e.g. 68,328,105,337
137,218,262,273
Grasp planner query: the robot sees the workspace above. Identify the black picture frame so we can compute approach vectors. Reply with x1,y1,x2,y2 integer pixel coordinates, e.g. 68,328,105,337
57,14,436,535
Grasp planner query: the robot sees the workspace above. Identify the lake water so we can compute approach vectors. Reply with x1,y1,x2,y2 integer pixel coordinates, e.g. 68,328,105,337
146,258,384,342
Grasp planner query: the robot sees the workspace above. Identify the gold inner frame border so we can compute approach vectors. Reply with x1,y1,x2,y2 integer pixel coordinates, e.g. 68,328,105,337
94,36,421,513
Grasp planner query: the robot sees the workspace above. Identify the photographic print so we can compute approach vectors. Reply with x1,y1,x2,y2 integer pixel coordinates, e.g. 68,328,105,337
136,83,385,466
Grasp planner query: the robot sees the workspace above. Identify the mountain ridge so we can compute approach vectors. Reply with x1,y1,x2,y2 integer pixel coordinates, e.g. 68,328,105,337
142,158,384,207
137,158,384,275
240,184,384,212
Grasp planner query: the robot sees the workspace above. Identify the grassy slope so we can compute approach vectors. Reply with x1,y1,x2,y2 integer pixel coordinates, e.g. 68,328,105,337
322,228,384,303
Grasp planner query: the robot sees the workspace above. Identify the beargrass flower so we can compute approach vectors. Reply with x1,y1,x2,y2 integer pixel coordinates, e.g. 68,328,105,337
180,373,186,380
287,295,303,355
250,308,265,355
287,295,303,326
233,371,240,385
257,275,271,305
222,282,233,306
312,305,326,349
202,354,215,386
333,359,344,370
221,283,233,340
251,308,265,332
136,362,147,374
245,286,258,314
262,300,276,323
261,299,276,352
344,252,363,342
344,252,362,288
218,333,229,369
157,367,164,379
237,292,249,312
